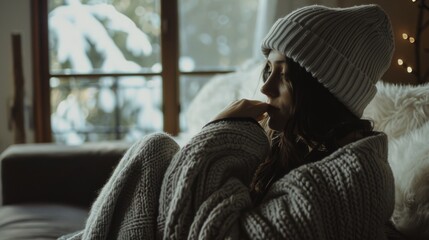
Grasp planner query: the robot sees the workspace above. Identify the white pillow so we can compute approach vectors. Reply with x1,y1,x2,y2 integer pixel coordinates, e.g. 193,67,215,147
363,81,429,238
363,81,429,139
185,60,265,135
389,120,429,238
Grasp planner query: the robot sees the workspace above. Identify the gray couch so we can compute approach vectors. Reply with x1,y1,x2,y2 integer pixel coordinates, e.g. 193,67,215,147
0,142,130,239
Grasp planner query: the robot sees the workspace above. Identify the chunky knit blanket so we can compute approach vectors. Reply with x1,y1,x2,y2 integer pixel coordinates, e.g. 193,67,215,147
61,120,394,240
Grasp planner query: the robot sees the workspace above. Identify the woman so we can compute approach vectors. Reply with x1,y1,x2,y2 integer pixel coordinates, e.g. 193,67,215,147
63,4,395,240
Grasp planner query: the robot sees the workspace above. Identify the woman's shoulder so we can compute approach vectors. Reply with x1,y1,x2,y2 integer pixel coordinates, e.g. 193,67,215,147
273,131,392,194
343,131,388,161
347,131,387,146
293,131,389,176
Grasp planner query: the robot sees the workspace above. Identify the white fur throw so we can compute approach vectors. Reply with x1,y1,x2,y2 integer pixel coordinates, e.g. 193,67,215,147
363,81,429,239
363,81,429,139
388,120,429,238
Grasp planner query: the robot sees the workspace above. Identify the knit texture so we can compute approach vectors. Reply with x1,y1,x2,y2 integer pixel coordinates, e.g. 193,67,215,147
60,133,180,240
261,5,395,117
60,120,394,240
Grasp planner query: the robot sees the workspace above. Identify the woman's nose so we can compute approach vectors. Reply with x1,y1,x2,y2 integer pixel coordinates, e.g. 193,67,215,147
260,76,279,98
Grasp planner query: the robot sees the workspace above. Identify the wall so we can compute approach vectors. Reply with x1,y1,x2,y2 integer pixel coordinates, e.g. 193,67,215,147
0,0,33,152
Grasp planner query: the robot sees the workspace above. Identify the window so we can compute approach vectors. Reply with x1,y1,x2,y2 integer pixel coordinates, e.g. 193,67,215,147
32,0,259,144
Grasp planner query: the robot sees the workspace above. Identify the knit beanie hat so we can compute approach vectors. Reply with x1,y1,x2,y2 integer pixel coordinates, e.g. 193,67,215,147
261,4,395,117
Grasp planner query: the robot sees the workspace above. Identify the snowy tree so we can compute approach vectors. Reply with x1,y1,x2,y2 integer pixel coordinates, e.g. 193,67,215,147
49,0,163,144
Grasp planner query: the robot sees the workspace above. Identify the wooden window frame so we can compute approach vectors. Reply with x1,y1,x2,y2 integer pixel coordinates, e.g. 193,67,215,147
32,0,51,142
32,0,234,142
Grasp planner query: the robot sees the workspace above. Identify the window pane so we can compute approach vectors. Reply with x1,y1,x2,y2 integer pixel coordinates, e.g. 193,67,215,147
51,75,163,144
179,0,259,71
48,0,161,74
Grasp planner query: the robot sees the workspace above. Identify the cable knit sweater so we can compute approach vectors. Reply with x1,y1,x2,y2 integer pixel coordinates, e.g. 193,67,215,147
61,119,394,240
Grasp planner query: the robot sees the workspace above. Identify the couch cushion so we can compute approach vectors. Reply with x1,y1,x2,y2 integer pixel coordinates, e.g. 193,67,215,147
0,142,130,207
0,204,87,239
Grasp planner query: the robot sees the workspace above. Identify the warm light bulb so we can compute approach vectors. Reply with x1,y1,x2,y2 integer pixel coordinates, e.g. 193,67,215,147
402,33,409,39
407,66,413,73
409,37,415,43
412,0,416,2
397,59,404,65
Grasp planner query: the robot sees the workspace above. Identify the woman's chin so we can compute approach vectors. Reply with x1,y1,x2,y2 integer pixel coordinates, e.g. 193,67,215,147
266,106,288,131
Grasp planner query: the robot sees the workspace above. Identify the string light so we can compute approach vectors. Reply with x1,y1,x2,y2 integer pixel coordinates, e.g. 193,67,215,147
399,34,418,75
398,32,413,70
397,58,414,75
402,0,428,83
402,33,416,43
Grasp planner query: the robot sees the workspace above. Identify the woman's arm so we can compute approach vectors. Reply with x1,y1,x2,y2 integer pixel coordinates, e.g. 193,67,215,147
157,118,270,239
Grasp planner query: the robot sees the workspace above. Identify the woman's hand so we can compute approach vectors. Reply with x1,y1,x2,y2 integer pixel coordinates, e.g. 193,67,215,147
212,99,271,122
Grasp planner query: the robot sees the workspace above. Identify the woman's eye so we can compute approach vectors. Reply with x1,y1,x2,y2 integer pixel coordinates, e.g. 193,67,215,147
263,70,272,82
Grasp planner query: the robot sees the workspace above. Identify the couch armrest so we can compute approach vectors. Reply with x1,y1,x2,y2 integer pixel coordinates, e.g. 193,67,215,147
0,142,130,208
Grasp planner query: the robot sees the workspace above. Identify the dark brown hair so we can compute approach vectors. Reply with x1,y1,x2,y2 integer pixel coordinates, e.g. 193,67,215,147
250,57,373,202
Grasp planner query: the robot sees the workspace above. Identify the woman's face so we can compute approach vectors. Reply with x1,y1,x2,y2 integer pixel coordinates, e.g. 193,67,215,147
260,50,293,131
